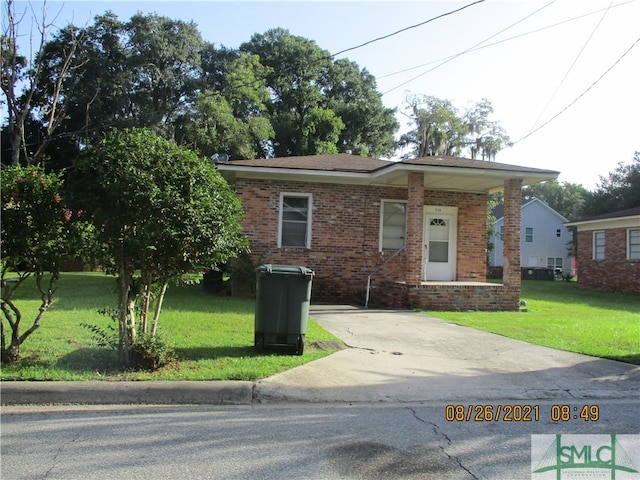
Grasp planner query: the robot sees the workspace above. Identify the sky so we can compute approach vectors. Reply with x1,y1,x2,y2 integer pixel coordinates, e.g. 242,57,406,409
8,0,640,189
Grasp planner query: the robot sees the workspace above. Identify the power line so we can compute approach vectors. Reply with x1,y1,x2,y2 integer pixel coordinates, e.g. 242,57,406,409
227,1,488,98
330,0,485,58
377,0,633,84
527,0,615,133
513,36,640,145
380,0,558,95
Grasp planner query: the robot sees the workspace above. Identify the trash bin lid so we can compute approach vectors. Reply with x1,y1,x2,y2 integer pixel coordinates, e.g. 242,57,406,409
257,264,314,276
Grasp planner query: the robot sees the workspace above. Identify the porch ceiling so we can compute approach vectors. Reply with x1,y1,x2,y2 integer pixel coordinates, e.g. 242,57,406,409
372,168,556,193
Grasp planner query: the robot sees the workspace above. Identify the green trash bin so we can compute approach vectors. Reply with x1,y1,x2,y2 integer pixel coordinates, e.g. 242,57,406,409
254,264,314,355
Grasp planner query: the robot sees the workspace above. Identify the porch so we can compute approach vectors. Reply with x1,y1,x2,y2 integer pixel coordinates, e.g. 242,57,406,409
370,173,524,311
371,281,521,312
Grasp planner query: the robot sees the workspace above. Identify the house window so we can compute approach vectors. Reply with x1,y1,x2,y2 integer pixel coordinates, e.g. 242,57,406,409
547,257,563,269
556,228,562,238
498,226,504,241
525,227,534,243
593,231,605,260
628,229,640,260
380,200,406,251
278,193,311,248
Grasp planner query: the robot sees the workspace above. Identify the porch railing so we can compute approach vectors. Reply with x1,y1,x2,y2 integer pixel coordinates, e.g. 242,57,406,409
365,247,404,309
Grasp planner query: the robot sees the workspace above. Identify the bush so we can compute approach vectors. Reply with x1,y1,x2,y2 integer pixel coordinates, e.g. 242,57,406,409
130,332,176,371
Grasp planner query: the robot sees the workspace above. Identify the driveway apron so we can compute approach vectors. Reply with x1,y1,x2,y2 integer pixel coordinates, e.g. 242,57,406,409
254,305,640,403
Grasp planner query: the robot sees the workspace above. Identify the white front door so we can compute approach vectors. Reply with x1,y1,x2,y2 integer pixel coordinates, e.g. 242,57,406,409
423,206,457,281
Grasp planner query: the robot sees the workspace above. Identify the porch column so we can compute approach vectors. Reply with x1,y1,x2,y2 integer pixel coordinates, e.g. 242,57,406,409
406,172,424,285
503,178,522,288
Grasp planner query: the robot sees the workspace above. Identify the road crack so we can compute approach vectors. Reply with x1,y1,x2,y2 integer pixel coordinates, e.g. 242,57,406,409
407,407,479,480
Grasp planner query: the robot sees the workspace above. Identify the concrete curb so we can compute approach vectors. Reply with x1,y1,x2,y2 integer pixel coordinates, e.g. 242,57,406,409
0,381,254,406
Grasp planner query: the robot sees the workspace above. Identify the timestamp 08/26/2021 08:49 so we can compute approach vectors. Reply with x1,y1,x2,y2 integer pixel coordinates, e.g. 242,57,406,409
445,404,600,423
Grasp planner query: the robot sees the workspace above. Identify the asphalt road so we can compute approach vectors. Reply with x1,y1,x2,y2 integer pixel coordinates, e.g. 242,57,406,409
2,305,638,479
1,400,638,480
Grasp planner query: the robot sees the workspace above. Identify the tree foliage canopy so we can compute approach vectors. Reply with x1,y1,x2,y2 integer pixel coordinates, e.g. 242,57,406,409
2,12,398,166
523,180,588,221
1,165,76,361
70,128,248,367
583,152,640,216
399,94,511,161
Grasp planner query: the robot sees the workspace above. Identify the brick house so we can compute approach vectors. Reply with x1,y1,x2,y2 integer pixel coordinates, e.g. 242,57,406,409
565,207,640,293
218,154,558,311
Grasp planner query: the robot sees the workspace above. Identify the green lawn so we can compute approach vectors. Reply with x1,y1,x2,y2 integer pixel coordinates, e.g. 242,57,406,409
3,275,638,381
426,280,640,365
0,272,342,381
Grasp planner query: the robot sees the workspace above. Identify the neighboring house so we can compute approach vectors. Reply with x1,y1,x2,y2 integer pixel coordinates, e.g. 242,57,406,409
565,207,640,293
490,197,574,274
218,154,558,311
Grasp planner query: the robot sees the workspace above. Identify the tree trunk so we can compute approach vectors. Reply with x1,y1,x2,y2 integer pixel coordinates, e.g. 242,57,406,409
139,274,153,335
1,275,25,363
117,263,133,368
150,278,169,337
1,343,20,363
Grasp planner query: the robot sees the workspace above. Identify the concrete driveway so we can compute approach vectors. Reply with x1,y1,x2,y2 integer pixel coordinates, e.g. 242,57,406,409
254,305,640,403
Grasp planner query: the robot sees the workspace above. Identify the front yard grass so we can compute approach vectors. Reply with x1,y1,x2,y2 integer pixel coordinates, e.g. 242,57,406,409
3,275,638,381
427,280,640,365
0,272,342,381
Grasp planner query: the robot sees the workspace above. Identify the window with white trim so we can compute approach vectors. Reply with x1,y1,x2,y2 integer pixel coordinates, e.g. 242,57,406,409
525,227,534,243
278,193,311,248
547,257,563,269
498,225,504,241
628,229,640,260
593,231,605,260
380,200,406,251
556,228,562,238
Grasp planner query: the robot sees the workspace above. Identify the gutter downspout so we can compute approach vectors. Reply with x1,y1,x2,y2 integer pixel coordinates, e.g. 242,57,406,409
365,247,405,309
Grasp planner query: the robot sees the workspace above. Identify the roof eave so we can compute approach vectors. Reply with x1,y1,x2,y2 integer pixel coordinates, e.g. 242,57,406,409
565,214,640,228
217,161,559,191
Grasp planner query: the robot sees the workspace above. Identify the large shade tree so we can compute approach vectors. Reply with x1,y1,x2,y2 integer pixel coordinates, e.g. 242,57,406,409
523,180,588,221
5,11,398,167
583,152,640,216
70,128,248,368
399,94,510,161
34,12,203,146
241,28,397,158
321,58,398,157
1,0,86,166
176,46,274,159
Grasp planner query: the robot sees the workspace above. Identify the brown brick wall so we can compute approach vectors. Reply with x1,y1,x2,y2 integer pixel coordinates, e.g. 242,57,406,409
371,282,520,311
576,229,640,293
503,179,522,288
233,178,502,308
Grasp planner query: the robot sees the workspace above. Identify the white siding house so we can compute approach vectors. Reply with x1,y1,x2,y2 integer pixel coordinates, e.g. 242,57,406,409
490,198,574,273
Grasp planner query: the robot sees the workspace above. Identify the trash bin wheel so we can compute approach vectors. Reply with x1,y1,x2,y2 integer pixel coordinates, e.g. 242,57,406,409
255,332,265,352
296,334,305,356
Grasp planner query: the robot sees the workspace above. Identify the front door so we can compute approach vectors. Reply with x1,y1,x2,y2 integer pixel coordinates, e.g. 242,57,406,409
423,206,457,281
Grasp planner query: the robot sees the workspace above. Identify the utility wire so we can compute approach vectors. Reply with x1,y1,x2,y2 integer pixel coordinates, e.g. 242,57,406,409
380,0,558,95
330,0,485,58
377,0,633,81
527,0,615,133
225,0,488,96
513,36,640,145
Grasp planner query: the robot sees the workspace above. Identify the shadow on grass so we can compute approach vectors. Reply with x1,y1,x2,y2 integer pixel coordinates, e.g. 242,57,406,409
174,345,302,360
49,344,305,375
55,348,121,374
604,354,640,366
